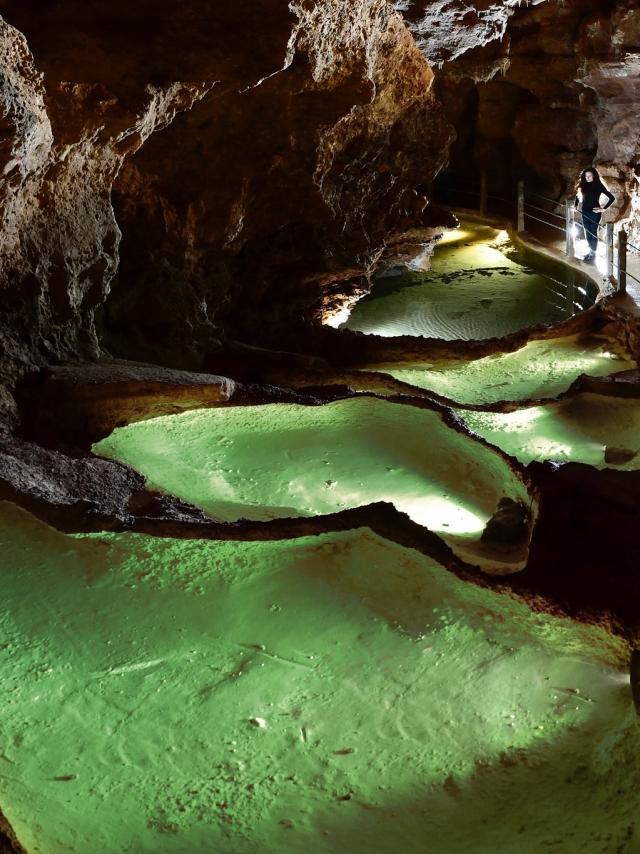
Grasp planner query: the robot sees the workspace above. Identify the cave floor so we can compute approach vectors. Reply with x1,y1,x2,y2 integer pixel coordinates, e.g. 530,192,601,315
1,502,636,854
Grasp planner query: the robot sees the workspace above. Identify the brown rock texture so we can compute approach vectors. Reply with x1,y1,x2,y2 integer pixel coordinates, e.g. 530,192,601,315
0,12,211,422
0,1,455,400
394,0,522,64
425,0,640,226
16,361,237,445
104,0,454,367
2,0,636,406
0,808,25,854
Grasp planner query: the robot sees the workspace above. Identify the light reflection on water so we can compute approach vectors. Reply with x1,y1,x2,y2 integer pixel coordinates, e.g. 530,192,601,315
340,220,597,340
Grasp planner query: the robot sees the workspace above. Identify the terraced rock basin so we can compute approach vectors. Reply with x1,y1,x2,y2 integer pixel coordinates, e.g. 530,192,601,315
339,221,598,340
460,393,640,469
360,335,634,405
0,502,634,854
93,397,532,571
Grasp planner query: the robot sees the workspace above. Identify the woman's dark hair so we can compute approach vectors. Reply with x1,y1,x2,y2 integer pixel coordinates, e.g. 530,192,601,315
577,167,607,194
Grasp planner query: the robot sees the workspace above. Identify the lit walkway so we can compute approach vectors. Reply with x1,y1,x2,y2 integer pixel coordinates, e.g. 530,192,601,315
521,221,640,306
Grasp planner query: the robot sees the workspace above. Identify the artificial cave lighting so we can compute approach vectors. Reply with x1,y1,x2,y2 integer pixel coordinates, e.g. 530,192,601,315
359,334,633,405
594,250,608,275
341,219,597,340
399,494,486,535
437,228,471,245
323,304,352,328
93,397,532,567
0,502,632,853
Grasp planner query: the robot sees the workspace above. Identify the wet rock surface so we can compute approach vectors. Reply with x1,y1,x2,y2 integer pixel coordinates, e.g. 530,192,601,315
16,361,237,445
0,810,25,854
481,497,530,546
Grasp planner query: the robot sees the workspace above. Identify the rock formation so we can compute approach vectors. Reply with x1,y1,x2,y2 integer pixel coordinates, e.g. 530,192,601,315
424,0,640,224
0,13,215,423
0,4,638,615
2,4,640,846
0,0,454,395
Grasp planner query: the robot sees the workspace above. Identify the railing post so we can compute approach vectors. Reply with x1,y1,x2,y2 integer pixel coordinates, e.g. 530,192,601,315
565,203,574,258
618,228,627,293
480,169,487,217
517,181,524,232
606,222,614,279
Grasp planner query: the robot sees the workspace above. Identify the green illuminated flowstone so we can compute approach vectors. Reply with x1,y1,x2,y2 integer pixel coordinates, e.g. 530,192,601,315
362,335,634,405
0,502,635,854
339,221,596,340
94,397,530,569
460,393,640,469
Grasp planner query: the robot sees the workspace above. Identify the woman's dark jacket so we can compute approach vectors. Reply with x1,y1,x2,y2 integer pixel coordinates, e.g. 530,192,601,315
575,184,615,212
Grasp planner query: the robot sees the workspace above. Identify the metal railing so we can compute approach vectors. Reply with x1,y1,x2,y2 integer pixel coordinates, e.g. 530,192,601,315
435,174,637,294
608,231,640,293
550,190,640,294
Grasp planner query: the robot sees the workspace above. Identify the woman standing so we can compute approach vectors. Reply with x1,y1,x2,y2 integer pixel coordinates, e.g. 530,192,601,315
575,167,615,262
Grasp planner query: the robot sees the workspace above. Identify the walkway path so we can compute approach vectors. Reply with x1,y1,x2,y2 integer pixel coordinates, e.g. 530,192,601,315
518,216,640,306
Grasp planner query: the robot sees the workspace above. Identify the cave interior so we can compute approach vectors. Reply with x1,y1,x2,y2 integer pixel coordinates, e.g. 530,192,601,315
1,1,640,852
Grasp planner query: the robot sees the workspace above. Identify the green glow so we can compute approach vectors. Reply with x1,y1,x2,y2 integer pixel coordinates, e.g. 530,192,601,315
0,502,633,853
398,494,485,534
460,394,640,468
93,397,530,564
340,220,595,340
363,335,634,405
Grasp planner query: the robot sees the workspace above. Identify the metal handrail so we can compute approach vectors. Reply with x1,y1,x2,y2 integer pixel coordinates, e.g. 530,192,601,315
436,175,631,293
612,260,640,285
523,200,566,222
523,212,567,233
526,189,566,207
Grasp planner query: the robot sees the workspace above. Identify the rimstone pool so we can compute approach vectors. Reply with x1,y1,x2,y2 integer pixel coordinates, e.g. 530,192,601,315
3,5,640,853
2,217,639,854
0,502,635,854
337,220,598,340
357,334,634,405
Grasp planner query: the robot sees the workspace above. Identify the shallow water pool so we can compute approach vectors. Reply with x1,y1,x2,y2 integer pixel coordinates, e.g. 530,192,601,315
93,397,532,572
360,334,634,405
340,221,598,340
0,502,634,854
460,393,640,469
